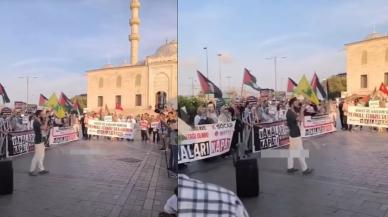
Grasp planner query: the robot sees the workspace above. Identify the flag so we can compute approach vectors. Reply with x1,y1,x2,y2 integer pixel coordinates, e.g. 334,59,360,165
310,73,327,99
197,70,223,98
287,78,298,92
379,82,388,95
39,94,48,106
73,98,80,116
0,83,10,104
59,92,73,111
115,103,123,111
53,104,66,118
243,68,261,91
46,93,59,108
293,75,320,105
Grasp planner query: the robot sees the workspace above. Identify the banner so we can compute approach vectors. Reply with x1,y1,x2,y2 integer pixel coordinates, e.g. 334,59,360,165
7,130,35,157
369,100,380,108
49,126,79,145
104,116,113,122
87,120,135,139
301,114,336,137
347,106,388,128
26,104,37,114
178,121,235,164
253,121,289,153
14,101,26,110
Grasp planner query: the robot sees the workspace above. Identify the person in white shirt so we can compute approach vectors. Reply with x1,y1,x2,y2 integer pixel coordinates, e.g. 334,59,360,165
193,107,204,126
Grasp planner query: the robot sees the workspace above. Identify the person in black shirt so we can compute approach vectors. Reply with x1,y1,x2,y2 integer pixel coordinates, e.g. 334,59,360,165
286,97,313,175
29,110,49,176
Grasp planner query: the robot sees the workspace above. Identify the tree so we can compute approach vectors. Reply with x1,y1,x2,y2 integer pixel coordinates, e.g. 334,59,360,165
178,95,207,125
323,76,346,99
71,94,87,112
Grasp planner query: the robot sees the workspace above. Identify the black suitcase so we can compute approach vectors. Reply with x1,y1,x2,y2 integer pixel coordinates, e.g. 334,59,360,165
235,158,259,198
0,160,13,195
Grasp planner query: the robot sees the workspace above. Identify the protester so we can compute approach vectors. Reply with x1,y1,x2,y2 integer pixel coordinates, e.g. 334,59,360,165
140,116,149,142
207,101,218,123
159,187,178,217
177,174,249,217
29,110,49,176
286,97,313,175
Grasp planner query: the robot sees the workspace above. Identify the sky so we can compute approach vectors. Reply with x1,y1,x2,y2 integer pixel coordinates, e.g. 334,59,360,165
178,0,388,95
0,0,177,105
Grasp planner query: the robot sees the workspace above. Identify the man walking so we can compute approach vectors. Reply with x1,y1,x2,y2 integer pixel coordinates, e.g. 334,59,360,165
338,98,346,130
286,97,313,175
29,110,49,176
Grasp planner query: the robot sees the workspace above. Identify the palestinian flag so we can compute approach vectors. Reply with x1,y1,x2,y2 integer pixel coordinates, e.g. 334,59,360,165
39,94,48,106
243,68,261,91
59,92,73,111
379,82,388,95
0,83,10,104
115,103,123,111
197,70,223,98
311,72,327,99
73,98,80,115
287,78,298,92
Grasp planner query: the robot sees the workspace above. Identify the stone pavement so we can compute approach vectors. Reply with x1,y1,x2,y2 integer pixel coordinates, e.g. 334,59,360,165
0,136,175,217
183,128,388,217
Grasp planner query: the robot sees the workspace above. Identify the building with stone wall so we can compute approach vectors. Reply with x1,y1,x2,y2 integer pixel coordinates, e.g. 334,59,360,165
346,32,388,95
86,0,177,114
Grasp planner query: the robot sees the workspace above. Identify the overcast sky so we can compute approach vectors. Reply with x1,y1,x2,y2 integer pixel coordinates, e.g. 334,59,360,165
0,0,177,105
178,0,388,95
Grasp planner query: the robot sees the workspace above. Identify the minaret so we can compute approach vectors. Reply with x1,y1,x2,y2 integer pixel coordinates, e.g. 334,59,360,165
129,0,140,65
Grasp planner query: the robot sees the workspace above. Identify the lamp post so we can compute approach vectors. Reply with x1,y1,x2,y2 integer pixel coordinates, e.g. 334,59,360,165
218,53,222,91
18,76,38,105
203,47,209,79
266,56,286,92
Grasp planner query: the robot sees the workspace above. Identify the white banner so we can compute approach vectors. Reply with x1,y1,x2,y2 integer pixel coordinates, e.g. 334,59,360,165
178,121,235,164
87,120,135,139
49,127,79,145
301,114,336,137
369,100,380,108
347,106,388,128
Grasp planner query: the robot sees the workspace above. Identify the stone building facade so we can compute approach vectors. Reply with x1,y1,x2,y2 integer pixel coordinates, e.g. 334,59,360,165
346,33,388,95
86,0,177,114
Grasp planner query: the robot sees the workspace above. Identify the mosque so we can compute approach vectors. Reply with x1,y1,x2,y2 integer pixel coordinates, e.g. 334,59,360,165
86,0,177,114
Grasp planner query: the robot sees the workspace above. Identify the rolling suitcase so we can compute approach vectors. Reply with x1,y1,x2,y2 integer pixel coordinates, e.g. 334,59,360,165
235,158,259,198
0,160,13,195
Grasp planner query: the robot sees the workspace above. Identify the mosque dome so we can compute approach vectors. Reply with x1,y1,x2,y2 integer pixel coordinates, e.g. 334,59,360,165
365,32,383,40
152,40,177,57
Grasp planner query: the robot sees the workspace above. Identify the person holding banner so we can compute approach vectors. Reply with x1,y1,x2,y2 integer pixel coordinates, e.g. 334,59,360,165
140,116,149,143
29,110,49,176
286,97,313,175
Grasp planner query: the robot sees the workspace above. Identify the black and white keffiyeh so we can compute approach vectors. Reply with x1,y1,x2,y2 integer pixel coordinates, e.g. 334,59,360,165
178,174,249,217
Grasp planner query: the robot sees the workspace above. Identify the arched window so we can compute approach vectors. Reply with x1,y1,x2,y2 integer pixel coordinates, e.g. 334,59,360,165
99,78,103,88
361,50,368,65
135,74,141,86
116,75,122,88
385,48,388,62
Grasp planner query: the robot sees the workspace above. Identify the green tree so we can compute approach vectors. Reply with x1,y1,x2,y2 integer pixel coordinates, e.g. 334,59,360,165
178,95,207,125
324,76,346,99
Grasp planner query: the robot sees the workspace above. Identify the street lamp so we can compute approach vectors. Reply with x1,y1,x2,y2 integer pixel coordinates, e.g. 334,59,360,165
18,76,38,104
266,56,286,92
203,47,209,78
218,53,222,91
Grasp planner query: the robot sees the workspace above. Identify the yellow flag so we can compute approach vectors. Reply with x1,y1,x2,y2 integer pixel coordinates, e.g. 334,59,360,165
45,93,59,108
53,104,66,118
293,75,320,105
